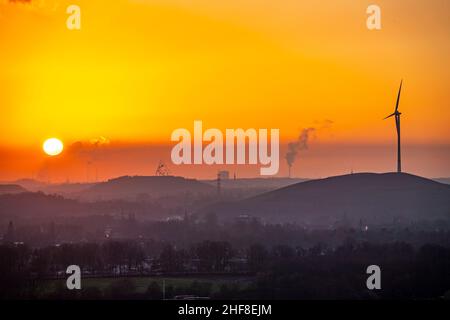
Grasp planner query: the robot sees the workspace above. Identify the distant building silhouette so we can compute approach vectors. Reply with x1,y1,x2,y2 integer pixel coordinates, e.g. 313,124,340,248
218,170,230,180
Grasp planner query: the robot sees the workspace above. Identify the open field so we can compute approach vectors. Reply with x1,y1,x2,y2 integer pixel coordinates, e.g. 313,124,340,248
37,275,254,299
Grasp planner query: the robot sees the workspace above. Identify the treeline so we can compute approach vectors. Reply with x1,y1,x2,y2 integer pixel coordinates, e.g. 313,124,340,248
3,240,237,276
1,241,450,299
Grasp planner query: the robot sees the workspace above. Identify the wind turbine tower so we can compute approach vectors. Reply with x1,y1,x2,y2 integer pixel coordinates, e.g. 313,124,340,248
384,80,403,173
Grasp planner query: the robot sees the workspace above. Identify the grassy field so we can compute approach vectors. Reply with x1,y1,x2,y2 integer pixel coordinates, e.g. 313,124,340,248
38,275,254,298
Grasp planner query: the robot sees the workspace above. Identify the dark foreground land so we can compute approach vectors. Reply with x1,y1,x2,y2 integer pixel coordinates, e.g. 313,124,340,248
1,231,450,300
1,174,449,300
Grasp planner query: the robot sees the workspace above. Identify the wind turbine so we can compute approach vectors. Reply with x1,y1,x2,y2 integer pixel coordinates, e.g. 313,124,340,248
384,80,403,173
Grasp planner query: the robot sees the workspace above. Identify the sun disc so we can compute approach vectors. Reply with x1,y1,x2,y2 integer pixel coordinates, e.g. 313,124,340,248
43,138,64,156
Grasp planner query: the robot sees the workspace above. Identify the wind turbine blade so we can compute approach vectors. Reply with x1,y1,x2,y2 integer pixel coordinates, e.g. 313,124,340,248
383,112,396,120
395,79,403,112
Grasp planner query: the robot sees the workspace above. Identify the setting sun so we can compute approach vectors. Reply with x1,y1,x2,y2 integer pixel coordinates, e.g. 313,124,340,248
43,138,64,156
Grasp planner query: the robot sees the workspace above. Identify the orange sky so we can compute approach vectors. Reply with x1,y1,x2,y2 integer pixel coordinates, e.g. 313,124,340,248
0,0,449,181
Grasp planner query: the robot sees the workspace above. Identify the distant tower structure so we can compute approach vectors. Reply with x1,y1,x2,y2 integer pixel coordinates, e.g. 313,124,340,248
217,172,221,196
183,209,190,224
49,221,56,244
86,160,91,182
155,161,170,176
4,221,15,243
384,80,404,173
127,212,135,222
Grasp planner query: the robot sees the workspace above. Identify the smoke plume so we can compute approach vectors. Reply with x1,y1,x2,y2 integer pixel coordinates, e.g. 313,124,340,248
285,128,315,172
285,120,333,176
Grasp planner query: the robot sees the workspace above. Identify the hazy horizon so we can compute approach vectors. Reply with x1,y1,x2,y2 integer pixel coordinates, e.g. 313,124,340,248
0,142,449,183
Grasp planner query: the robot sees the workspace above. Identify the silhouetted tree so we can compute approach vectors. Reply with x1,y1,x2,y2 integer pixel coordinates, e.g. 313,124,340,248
146,281,162,300
247,244,268,272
